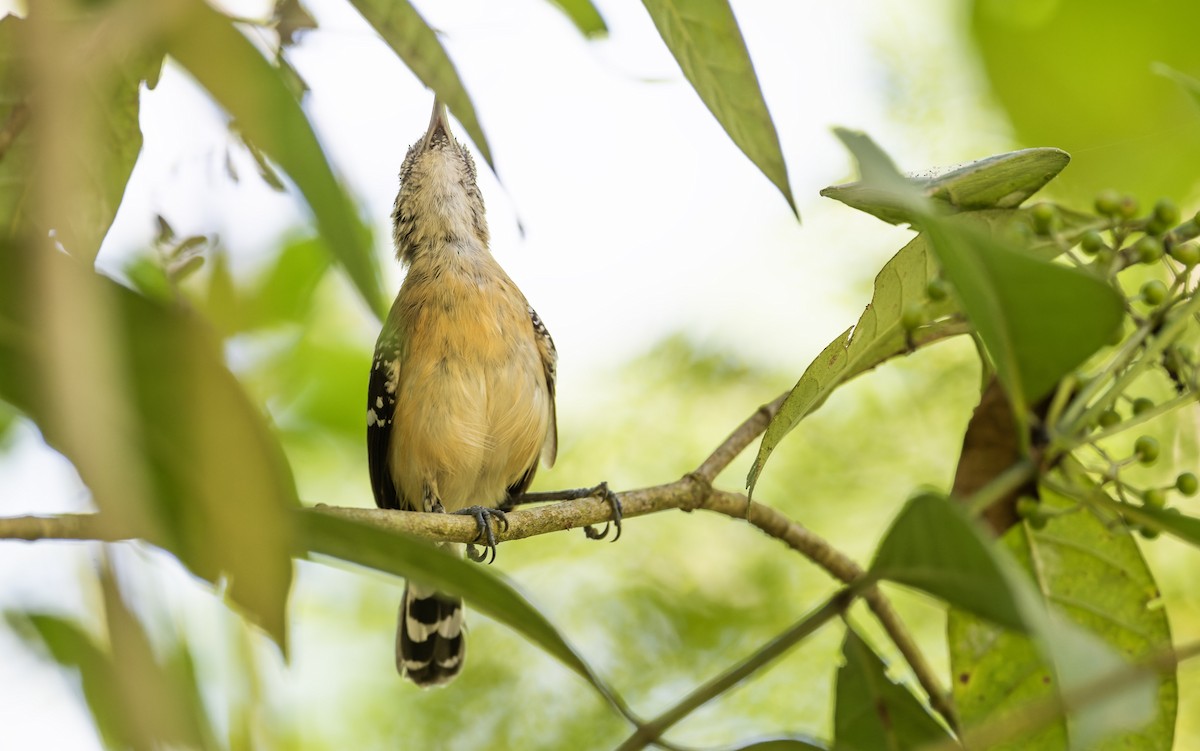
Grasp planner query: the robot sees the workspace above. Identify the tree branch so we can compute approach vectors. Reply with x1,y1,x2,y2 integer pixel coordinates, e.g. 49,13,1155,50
0,392,953,730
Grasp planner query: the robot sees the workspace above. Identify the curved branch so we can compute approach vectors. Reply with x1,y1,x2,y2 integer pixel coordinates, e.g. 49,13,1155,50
0,391,953,731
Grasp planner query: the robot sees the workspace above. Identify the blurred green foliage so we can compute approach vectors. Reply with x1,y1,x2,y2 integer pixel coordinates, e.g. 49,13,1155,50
3,0,1200,749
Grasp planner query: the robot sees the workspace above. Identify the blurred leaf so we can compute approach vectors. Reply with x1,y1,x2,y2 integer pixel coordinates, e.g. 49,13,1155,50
729,739,828,751
833,630,955,751
822,148,1070,226
971,0,1200,202
547,0,608,37
642,0,796,215
9,567,220,750
1131,503,1200,546
347,0,494,170
299,511,626,712
949,485,1172,749
162,1,385,319
1153,63,1200,111
832,129,1124,406
870,492,1026,631
748,232,962,493
0,244,297,648
124,254,175,303
0,12,153,263
204,235,331,336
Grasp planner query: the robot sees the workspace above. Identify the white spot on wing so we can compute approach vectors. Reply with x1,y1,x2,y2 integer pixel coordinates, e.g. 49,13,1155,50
367,409,378,427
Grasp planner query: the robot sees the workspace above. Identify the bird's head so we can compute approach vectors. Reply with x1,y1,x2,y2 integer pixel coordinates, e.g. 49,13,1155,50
392,99,488,264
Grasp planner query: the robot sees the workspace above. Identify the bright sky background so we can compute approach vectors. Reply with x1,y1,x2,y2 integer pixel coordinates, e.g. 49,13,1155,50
0,0,1013,745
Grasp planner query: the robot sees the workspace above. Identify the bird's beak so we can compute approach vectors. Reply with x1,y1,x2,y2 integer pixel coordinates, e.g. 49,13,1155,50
421,99,452,151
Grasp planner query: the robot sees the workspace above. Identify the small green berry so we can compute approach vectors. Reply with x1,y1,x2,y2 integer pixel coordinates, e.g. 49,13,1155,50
1144,488,1167,509
1135,236,1163,264
1139,526,1161,540
1135,435,1160,465
1028,512,1049,531
1176,472,1198,496
1170,242,1200,267
1132,397,1154,415
1032,203,1058,236
1016,497,1040,519
1154,198,1181,227
901,304,923,331
1079,230,1106,255
1146,218,1170,237
1118,195,1139,219
926,277,949,302
1099,409,1122,428
1141,279,1168,306
1095,190,1121,217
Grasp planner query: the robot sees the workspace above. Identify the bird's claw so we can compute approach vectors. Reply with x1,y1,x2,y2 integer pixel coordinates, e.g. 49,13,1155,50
582,482,623,542
455,506,509,563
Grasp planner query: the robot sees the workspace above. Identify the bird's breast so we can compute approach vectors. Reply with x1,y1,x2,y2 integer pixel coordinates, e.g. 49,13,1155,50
388,261,550,511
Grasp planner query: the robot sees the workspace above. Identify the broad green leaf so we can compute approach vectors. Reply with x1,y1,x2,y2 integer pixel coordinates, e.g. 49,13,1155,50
833,129,1124,406
822,148,1070,226
0,13,152,263
298,511,625,712
347,0,494,171
971,0,1200,202
0,244,297,648
162,2,385,319
642,0,796,215
949,488,1172,750
747,232,963,493
833,630,954,751
923,218,1123,404
870,492,1027,631
546,0,608,38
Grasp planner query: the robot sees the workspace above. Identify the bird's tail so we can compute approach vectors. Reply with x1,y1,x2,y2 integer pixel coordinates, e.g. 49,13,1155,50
397,581,466,686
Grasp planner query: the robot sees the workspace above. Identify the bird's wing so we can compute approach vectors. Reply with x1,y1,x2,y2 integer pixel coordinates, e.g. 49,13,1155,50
368,319,403,510
530,304,558,468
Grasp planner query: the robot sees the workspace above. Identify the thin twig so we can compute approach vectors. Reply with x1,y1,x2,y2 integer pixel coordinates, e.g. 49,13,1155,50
616,587,858,751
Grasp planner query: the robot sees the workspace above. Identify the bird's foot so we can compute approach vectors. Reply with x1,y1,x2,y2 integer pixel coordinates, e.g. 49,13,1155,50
581,482,623,542
453,506,509,563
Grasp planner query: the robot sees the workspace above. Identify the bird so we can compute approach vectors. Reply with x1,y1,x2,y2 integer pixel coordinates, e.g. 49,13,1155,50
366,98,560,686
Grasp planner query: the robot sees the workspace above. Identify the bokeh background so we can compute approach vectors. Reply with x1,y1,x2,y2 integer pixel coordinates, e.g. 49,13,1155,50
1,0,1199,747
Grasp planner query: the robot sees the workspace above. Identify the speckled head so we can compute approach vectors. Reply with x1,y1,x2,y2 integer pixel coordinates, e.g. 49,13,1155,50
392,99,488,265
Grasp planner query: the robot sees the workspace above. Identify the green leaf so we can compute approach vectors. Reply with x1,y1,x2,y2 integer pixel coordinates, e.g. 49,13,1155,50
747,233,963,493
162,2,385,319
949,486,1172,750
0,13,153,263
971,1,1200,203
347,0,494,171
925,218,1123,404
822,147,1070,226
641,0,795,215
0,245,297,648
298,511,625,712
546,0,608,38
870,492,1027,631
833,629,955,751
832,129,1124,406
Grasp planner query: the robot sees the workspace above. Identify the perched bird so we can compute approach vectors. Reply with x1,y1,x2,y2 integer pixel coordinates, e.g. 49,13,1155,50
366,99,559,686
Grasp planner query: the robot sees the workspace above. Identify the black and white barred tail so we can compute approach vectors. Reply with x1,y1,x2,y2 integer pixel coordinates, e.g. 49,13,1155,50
397,583,465,686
